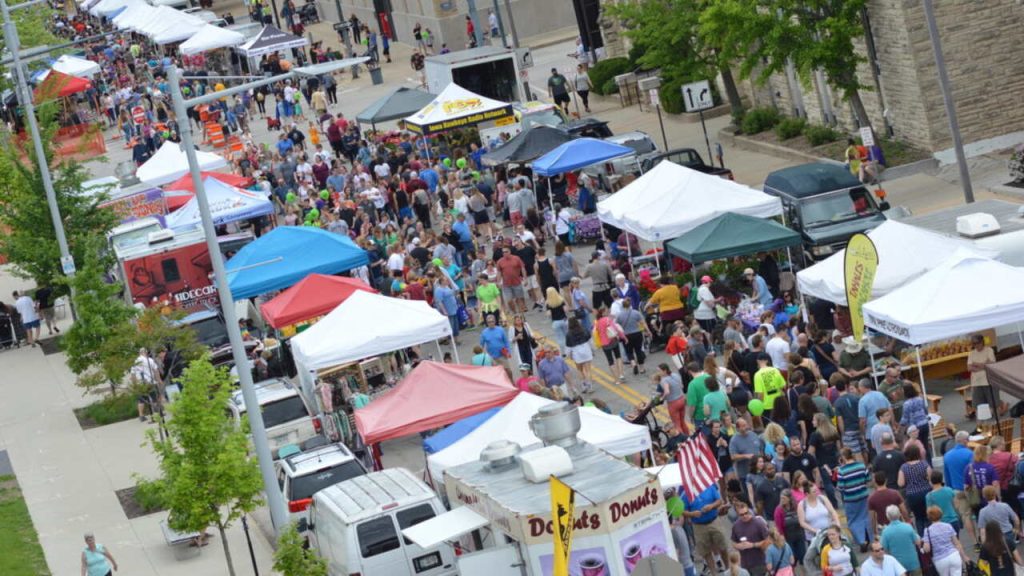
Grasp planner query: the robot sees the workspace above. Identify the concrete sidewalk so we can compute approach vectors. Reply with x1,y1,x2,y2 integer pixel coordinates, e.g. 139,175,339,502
0,269,277,576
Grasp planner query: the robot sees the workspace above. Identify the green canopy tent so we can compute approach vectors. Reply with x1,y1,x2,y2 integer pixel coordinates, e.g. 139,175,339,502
665,212,801,263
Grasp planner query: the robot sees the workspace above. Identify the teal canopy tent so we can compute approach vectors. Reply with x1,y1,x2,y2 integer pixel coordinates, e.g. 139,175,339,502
665,212,801,263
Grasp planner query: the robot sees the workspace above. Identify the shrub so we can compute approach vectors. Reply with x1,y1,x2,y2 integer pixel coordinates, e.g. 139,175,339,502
775,117,807,140
75,393,137,426
804,124,842,146
740,107,780,134
588,57,632,96
600,78,620,96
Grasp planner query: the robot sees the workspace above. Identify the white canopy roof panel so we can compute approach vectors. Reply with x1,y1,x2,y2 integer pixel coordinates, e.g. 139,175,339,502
290,290,452,371
796,220,999,305
862,254,1024,345
597,161,783,241
427,392,652,482
51,55,101,78
403,82,512,135
136,141,227,187
179,24,246,55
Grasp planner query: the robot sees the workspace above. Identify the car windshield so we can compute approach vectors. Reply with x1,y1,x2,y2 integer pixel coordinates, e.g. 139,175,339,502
522,109,565,128
261,396,309,428
799,188,879,228
189,316,229,348
289,460,365,500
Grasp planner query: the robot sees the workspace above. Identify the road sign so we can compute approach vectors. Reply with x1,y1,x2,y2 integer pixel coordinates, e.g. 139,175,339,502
60,255,76,276
860,126,875,147
681,79,713,112
649,88,660,108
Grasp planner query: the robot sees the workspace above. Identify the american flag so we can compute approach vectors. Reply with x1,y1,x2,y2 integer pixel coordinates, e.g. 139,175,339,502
677,434,723,501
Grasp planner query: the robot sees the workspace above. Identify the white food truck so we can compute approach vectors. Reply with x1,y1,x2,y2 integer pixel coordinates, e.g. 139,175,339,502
403,403,677,576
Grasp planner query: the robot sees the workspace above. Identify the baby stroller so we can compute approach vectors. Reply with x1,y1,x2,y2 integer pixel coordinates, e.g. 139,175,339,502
298,2,319,24
628,394,668,451
266,116,281,131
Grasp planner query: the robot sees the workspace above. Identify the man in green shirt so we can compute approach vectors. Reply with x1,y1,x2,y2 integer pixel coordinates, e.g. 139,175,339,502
686,362,709,430
475,274,500,324
753,352,786,419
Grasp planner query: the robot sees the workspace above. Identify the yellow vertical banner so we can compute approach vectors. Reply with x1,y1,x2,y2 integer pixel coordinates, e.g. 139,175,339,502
550,475,575,576
844,233,879,342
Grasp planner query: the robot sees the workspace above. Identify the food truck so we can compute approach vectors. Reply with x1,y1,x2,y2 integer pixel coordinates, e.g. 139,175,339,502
404,403,676,576
113,227,220,313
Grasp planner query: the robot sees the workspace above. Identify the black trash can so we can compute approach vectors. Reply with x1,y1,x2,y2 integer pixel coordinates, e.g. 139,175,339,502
369,66,384,85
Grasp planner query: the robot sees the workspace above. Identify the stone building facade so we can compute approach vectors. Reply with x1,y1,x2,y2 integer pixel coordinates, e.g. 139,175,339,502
606,0,1024,154
322,0,576,57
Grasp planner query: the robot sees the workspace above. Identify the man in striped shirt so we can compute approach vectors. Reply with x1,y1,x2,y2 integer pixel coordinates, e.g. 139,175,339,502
837,447,872,552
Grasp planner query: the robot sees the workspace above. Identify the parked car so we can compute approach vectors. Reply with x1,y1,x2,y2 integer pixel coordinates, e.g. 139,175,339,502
640,148,733,179
277,441,367,531
306,468,456,576
227,378,320,458
563,117,614,139
763,162,889,262
583,130,659,192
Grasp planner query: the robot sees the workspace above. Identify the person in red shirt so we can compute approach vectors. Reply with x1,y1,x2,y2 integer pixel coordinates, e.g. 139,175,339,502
465,15,476,47
496,247,527,315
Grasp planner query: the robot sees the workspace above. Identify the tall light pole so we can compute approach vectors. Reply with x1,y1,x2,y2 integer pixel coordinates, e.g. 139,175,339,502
922,0,973,204
1,0,77,301
166,58,366,533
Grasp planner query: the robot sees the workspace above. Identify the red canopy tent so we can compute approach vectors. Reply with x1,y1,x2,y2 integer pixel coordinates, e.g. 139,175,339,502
355,361,518,445
33,70,91,101
259,274,377,330
163,172,255,210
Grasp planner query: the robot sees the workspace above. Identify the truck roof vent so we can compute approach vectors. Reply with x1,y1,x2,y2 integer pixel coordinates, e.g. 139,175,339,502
956,212,1000,238
519,445,573,483
147,228,176,245
479,440,521,472
528,402,581,449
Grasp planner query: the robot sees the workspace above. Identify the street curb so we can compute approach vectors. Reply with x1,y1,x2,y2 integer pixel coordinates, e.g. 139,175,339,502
676,103,731,124
988,183,1024,198
525,28,579,49
878,157,939,182
718,129,831,164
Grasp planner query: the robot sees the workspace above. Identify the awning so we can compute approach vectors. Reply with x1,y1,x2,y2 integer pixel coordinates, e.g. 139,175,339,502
136,141,228,187
33,70,91,100
665,212,802,263
531,137,633,177
356,86,436,125
237,25,309,57
988,355,1024,401
164,177,273,230
179,24,246,55
225,226,370,299
259,274,377,330
402,507,489,550
403,82,513,135
422,407,500,454
480,124,575,166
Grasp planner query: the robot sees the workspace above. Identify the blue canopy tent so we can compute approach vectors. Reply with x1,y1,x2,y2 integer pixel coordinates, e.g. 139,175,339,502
422,406,500,454
226,227,369,299
531,137,634,177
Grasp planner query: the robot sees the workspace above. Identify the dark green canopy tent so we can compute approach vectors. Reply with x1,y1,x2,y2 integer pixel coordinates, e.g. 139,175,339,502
665,212,801,263
356,87,436,127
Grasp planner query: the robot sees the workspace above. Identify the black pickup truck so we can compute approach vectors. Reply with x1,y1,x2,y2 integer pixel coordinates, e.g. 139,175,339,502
640,148,734,179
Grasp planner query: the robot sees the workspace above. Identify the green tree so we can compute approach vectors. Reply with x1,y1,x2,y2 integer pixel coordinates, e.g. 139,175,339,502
699,0,872,128
606,0,745,116
0,102,116,290
136,359,263,576
61,237,138,394
274,523,328,576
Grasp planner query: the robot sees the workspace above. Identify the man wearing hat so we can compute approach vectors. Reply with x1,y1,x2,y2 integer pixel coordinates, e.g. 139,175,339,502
839,336,873,381
744,267,773,307
694,274,719,332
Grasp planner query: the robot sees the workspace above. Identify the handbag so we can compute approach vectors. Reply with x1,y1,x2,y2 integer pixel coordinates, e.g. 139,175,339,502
769,544,794,576
919,527,938,576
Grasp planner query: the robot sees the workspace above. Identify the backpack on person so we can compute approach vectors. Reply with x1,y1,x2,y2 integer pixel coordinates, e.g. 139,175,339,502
782,507,802,542
1009,459,1024,489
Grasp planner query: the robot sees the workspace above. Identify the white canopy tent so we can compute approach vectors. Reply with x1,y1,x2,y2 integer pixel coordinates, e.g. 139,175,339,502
153,19,205,45
797,220,999,305
862,254,1024,346
111,1,153,29
164,177,273,230
427,392,653,483
402,82,513,136
179,24,246,55
236,25,309,58
597,160,783,241
135,141,227,186
50,55,101,78
89,0,134,17
290,290,453,371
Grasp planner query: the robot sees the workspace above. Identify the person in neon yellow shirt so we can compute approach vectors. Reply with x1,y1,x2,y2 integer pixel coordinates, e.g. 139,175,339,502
475,273,501,325
754,352,786,419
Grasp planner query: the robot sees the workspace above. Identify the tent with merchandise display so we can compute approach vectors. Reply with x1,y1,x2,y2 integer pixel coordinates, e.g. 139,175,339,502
862,253,1024,346
403,82,513,135
163,177,273,230
597,160,782,241
354,362,517,445
225,226,369,299
796,220,1000,305
427,391,652,483
136,141,228,186
289,290,453,370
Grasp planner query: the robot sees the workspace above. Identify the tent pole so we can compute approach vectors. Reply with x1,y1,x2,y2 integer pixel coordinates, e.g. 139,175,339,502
452,337,461,363
1017,322,1024,351
915,346,938,462
435,339,444,361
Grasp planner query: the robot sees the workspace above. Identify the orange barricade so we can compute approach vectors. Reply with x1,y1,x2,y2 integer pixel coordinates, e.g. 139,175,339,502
207,122,225,148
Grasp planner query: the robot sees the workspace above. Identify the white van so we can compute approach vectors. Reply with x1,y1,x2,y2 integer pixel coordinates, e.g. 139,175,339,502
306,468,457,576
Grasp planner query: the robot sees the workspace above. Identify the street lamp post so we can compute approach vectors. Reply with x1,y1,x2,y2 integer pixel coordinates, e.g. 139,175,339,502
166,58,366,533
1,0,77,307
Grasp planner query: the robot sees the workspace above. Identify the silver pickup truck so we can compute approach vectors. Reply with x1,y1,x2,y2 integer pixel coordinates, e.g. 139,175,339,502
228,378,320,458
